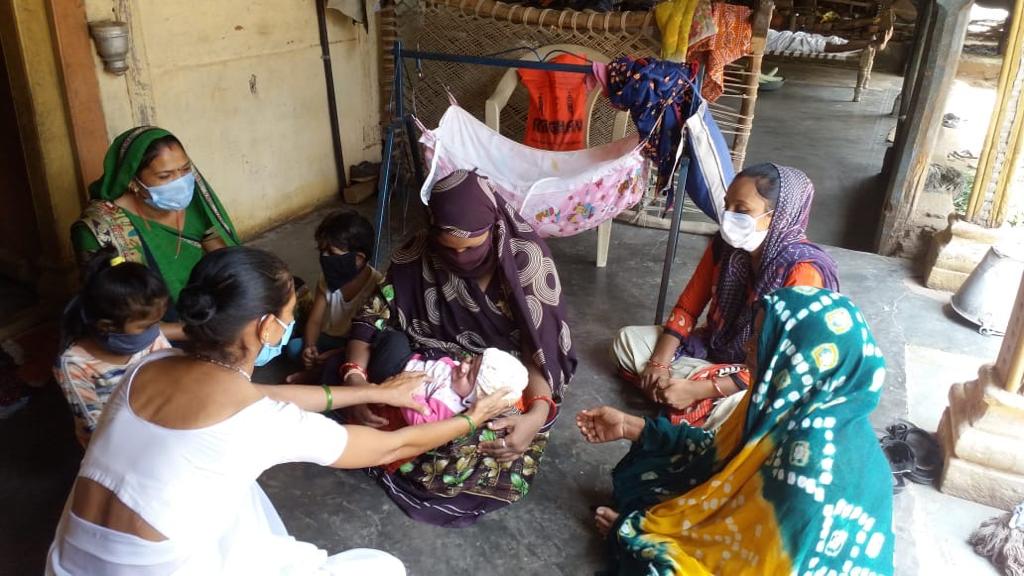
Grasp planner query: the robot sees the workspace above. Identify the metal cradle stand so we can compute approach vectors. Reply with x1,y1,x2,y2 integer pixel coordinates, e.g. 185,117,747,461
375,39,698,324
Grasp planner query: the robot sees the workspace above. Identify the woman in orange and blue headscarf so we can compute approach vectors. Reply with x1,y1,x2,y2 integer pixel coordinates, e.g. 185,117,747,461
578,287,893,575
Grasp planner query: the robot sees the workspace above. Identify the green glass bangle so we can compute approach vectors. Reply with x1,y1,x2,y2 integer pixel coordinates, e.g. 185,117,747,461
322,384,333,412
457,413,476,437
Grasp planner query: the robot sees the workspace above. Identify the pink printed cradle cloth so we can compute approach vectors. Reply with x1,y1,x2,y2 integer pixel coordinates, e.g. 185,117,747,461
418,105,649,238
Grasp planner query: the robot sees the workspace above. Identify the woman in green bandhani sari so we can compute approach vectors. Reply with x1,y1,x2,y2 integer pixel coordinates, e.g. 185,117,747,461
577,287,893,575
71,127,239,328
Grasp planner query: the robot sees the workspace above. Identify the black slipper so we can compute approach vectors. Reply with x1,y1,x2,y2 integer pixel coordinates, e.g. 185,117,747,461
880,436,914,494
882,420,942,487
900,426,942,485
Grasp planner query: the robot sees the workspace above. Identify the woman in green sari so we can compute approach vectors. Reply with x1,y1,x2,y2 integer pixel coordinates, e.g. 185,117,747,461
72,127,239,331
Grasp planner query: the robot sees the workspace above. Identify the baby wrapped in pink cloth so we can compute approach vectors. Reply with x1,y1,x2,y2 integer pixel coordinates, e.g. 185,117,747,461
401,348,529,425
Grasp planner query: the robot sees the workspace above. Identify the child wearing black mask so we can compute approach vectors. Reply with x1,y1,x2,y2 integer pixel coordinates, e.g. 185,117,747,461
288,210,383,371
55,246,170,446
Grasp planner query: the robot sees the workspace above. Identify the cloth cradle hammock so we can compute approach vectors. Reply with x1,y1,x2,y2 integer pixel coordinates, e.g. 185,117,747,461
417,104,650,238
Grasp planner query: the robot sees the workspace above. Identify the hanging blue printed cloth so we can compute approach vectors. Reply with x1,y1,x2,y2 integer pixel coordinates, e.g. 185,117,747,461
607,56,734,221
607,57,690,189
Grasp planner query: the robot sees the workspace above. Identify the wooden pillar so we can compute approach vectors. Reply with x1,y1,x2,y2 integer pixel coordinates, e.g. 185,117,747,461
876,0,972,255
965,0,1023,228
378,0,397,124
1,0,86,307
998,273,1024,394
48,0,108,192
733,0,774,170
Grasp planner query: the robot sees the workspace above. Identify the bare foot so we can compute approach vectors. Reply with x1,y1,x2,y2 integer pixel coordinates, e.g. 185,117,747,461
576,406,631,443
594,506,621,538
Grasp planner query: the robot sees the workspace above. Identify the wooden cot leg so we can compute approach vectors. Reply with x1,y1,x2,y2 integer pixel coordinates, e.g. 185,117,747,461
854,46,876,102
596,220,612,268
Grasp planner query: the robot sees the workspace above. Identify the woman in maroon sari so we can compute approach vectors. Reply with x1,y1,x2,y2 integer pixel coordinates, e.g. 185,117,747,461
343,170,577,527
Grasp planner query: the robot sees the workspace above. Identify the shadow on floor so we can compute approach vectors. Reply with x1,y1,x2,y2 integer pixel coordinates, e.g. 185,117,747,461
0,274,37,326
0,380,81,574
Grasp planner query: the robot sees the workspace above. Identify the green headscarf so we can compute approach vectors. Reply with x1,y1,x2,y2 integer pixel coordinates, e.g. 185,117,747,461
84,126,239,303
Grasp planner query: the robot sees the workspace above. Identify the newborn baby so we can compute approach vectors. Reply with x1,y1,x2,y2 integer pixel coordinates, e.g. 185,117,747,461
401,348,528,426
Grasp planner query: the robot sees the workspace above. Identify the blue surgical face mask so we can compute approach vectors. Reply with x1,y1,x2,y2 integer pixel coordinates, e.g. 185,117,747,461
254,315,295,367
95,323,162,356
139,171,195,211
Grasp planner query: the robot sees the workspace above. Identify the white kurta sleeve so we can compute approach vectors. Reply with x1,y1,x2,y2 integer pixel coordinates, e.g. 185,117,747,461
261,400,349,466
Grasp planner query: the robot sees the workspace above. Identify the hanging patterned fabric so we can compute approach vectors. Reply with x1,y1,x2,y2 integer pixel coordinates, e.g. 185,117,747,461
687,3,753,102
606,57,693,190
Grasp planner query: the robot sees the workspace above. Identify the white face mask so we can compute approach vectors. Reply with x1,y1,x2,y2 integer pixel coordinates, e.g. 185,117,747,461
720,210,773,252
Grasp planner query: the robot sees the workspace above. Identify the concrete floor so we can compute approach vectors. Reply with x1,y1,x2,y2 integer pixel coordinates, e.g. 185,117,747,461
747,62,901,251
247,194,1004,576
0,68,1008,575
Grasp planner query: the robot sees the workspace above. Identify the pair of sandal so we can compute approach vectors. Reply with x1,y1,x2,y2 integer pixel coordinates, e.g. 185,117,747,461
880,421,942,493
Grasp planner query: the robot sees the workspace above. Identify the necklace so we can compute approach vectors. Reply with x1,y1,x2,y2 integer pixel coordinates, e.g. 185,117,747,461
193,354,252,382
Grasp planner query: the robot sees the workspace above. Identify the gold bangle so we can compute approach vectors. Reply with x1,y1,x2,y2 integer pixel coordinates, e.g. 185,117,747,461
648,359,672,370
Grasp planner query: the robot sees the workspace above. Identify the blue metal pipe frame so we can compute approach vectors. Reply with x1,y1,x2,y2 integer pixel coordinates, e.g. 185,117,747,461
374,40,695,323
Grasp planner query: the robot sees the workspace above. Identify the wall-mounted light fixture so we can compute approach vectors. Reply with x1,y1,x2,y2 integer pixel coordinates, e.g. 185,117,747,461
88,20,130,75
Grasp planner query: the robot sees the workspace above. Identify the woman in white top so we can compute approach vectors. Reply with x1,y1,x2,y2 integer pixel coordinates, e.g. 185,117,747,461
46,246,507,575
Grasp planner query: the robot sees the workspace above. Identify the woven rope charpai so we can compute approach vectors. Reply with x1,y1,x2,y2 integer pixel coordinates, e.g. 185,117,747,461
396,0,659,147
763,49,857,60
385,0,768,227
391,0,764,161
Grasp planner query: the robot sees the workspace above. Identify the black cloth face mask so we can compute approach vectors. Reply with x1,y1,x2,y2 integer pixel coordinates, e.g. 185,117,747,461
320,252,362,292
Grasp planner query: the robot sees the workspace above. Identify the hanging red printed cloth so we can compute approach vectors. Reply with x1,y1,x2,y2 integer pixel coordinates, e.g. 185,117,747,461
518,53,590,151
688,3,752,102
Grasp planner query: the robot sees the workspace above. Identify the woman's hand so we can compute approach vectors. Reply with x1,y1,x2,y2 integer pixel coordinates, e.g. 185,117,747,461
376,371,431,415
465,390,510,428
478,407,546,463
654,378,703,410
576,406,629,443
576,406,645,443
640,363,672,400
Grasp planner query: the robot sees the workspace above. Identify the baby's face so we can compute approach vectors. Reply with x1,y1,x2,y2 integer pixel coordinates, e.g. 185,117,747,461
453,355,482,388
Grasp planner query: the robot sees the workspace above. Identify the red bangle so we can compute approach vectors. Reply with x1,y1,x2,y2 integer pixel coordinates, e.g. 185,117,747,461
526,395,558,422
711,378,727,398
340,362,367,383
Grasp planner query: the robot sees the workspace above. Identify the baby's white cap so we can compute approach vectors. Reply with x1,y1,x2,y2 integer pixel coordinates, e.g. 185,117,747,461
475,348,528,402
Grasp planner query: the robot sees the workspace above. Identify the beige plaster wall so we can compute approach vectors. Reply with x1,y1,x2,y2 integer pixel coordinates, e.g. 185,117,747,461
84,0,381,238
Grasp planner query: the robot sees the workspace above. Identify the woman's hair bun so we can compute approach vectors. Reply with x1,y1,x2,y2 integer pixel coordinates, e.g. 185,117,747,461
177,285,217,325
178,247,293,359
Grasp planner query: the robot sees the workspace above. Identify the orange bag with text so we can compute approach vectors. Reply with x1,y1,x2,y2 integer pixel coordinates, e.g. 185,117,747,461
517,54,590,151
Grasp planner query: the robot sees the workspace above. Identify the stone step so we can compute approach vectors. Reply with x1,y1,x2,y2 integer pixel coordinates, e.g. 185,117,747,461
952,367,1024,438
939,410,1024,511
946,382,1024,475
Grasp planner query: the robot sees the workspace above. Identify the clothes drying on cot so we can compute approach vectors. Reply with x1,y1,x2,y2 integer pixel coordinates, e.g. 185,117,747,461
417,105,649,238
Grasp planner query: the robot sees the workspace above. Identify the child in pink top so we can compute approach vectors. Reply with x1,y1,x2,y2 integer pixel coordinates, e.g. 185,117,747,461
400,348,528,426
